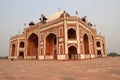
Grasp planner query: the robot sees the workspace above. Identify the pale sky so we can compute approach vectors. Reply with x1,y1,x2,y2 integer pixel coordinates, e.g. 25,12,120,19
0,0,120,56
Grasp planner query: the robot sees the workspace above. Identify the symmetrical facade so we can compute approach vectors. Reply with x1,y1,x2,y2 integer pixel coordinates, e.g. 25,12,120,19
9,11,106,60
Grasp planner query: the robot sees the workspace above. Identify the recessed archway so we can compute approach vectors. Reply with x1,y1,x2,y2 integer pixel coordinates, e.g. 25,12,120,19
19,52,24,59
97,50,102,57
20,42,24,48
11,44,15,56
83,34,89,54
68,46,77,60
68,28,76,39
27,33,38,59
46,33,57,59
96,41,101,47
103,44,105,55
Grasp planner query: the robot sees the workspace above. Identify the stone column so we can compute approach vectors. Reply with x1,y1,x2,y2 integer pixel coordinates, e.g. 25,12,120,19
63,11,68,60
17,35,20,59
76,11,81,60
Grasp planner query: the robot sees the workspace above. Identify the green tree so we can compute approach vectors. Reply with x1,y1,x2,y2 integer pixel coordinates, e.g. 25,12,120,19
108,52,118,57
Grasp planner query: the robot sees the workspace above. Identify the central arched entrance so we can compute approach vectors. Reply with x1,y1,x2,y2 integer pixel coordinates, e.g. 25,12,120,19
68,46,77,60
46,33,57,59
27,33,38,59
83,34,89,54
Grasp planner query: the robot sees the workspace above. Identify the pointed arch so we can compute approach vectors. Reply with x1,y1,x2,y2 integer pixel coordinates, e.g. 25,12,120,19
103,44,105,55
11,44,15,56
68,46,77,60
68,28,76,39
96,41,101,47
97,50,102,57
20,42,24,48
46,33,57,59
19,52,24,59
83,34,89,54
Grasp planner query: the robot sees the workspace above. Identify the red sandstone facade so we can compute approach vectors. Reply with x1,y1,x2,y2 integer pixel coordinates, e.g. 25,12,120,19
9,11,106,60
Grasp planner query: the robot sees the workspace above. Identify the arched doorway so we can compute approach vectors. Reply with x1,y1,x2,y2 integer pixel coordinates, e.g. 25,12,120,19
46,33,57,59
68,28,76,39
68,46,77,60
97,50,102,57
103,44,105,55
11,44,15,56
19,52,24,59
27,33,38,59
20,42,24,48
96,41,101,47
83,34,89,54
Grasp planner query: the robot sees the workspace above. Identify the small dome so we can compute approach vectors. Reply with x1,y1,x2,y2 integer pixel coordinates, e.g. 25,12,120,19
47,11,63,22
29,21,35,26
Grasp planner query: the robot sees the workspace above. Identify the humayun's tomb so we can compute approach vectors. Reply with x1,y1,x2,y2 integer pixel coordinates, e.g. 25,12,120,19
9,10,106,60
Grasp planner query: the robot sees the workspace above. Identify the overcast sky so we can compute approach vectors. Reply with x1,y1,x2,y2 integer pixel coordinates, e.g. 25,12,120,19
0,0,120,56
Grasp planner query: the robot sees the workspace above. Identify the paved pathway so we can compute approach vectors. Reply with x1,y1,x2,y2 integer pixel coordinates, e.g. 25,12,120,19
0,57,120,80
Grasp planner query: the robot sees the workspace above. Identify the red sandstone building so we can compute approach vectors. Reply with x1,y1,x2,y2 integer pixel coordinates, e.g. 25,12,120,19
9,10,106,60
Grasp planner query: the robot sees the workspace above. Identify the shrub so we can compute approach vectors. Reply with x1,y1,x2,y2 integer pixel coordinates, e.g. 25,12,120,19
107,52,118,57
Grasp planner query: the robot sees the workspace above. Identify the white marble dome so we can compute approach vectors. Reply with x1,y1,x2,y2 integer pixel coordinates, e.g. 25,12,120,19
47,11,63,22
